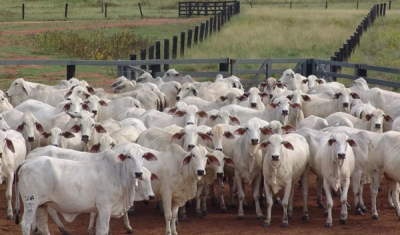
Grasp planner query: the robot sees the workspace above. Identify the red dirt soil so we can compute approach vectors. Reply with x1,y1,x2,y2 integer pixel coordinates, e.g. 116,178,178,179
1,18,400,235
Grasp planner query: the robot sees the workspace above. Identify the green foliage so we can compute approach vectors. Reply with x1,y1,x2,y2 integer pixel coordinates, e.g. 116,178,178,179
34,29,153,60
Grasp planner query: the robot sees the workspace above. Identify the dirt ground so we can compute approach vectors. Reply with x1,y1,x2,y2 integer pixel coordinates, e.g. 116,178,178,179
2,18,400,235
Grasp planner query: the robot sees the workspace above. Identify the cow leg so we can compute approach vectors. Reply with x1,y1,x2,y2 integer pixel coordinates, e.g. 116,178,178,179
171,203,180,235
202,185,209,216
281,180,292,228
263,184,273,227
252,174,263,219
387,178,396,208
21,200,39,235
178,206,188,222
88,213,97,235
46,206,69,235
351,171,363,215
370,170,382,220
323,179,333,228
209,181,217,206
95,207,111,235
301,171,309,221
123,213,133,234
6,176,14,219
235,172,245,220
316,175,325,208
195,184,204,218
35,206,50,235
218,177,227,213
162,195,173,235
339,178,350,225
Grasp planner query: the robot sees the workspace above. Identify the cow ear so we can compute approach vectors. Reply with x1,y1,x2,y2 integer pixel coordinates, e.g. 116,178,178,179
282,141,294,150
259,82,267,88
35,122,44,132
16,123,24,133
143,152,158,161
62,132,75,138
63,103,71,111
99,100,108,107
95,125,107,133
151,173,159,181
229,116,240,125
206,154,220,166
302,79,308,84
69,125,81,133
333,92,342,99
64,90,72,98
384,115,394,122
347,139,357,147
5,138,15,153
316,79,325,84
90,144,101,153
259,92,269,98
276,82,285,88
224,157,235,168
328,139,335,146
118,154,128,161
350,92,360,99
209,115,218,120
219,95,228,102
233,127,246,135
259,141,270,149
364,114,373,121
173,110,186,117
199,132,213,143
286,95,294,100
290,103,301,109
171,132,184,141
260,127,274,136
176,88,181,94
41,132,51,138
197,111,208,118
282,125,296,133
268,102,278,108
302,95,311,102
86,86,95,95
223,131,235,139
168,107,177,114
82,103,90,111
192,89,198,96
182,155,192,166
84,93,91,99
237,95,248,102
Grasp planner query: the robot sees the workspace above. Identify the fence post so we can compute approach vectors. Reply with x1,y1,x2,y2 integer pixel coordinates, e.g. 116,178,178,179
155,41,161,75
140,49,147,70
228,6,232,21
380,3,384,16
290,1,292,9
148,45,155,77
129,54,137,80
217,13,221,31
209,17,214,36
138,3,144,18
343,43,349,61
219,58,229,77
205,20,209,39
164,39,169,71
230,59,237,76
180,32,185,57
172,36,178,59
187,29,193,48
330,56,337,81
356,64,367,78
105,3,107,18
305,59,314,77
389,0,391,10
200,23,205,42
325,1,328,9
357,1,358,10
194,26,199,44
22,4,25,20
65,3,68,18
66,65,76,80
205,2,208,16
383,3,386,16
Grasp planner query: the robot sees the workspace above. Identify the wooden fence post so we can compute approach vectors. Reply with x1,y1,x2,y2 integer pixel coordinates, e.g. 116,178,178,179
180,32,185,57
155,41,161,74
325,1,328,9
217,13,221,32
194,26,199,44
187,29,193,48
357,1,358,10
219,58,229,76
380,3,384,16
66,65,76,80
129,54,137,80
330,56,338,81
65,3,68,18
138,3,144,18
205,20,209,39
214,14,217,32
290,2,292,9
200,23,205,42
383,3,386,16
172,36,178,59
356,65,367,78
164,39,169,71
22,4,25,20
389,1,391,10
140,49,146,70
209,17,214,36
148,45,155,77
105,3,107,18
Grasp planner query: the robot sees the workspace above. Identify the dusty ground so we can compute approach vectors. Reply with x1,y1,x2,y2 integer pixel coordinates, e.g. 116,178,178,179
1,18,400,235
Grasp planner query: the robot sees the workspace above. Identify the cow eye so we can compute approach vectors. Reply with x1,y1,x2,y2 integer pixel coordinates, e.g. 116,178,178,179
192,154,196,158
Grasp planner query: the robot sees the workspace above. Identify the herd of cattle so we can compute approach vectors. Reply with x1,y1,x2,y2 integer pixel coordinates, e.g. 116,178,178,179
1,68,400,234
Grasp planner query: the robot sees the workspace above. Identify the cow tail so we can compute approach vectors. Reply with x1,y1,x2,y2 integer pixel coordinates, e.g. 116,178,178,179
14,163,24,224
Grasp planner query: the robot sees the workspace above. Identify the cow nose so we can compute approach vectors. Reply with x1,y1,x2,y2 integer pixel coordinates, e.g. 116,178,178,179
5,92,9,97
176,96,180,101
188,144,195,150
149,195,155,200
197,170,205,176
282,110,289,116
143,201,149,205
272,155,279,161
251,103,257,107
216,148,223,151
375,123,381,128
343,102,349,108
92,110,98,115
251,139,258,145
82,135,89,141
338,153,346,159
135,172,143,178
187,122,194,125
27,137,35,142
217,172,224,178
269,94,273,99
52,144,59,147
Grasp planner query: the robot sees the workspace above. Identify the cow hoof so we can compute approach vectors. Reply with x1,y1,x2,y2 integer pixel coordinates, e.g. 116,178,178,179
128,210,135,216
317,202,325,209
361,206,368,213
263,222,270,227
257,215,265,220
202,210,207,216
179,215,189,222
324,212,328,217
6,215,13,220
378,187,382,192
175,220,179,226
302,215,309,221
281,223,289,228
196,213,204,218
237,215,244,220
356,209,364,215
288,214,292,220
339,219,346,225
372,215,380,220
346,202,351,208
61,231,70,235
127,228,133,234
275,199,282,205
221,208,227,214
388,204,395,209
326,223,332,228
230,204,235,209
211,198,218,207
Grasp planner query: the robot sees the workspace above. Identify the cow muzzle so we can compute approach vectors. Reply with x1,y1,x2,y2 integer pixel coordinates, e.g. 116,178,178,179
217,172,224,178
282,110,289,116
176,96,181,101
135,172,143,179
251,139,259,145
27,137,35,142
215,148,223,151
197,170,205,176
375,123,381,129
343,102,349,108
81,135,89,142
187,145,195,150
338,153,346,159
149,195,155,200
272,155,280,161
251,103,257,108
